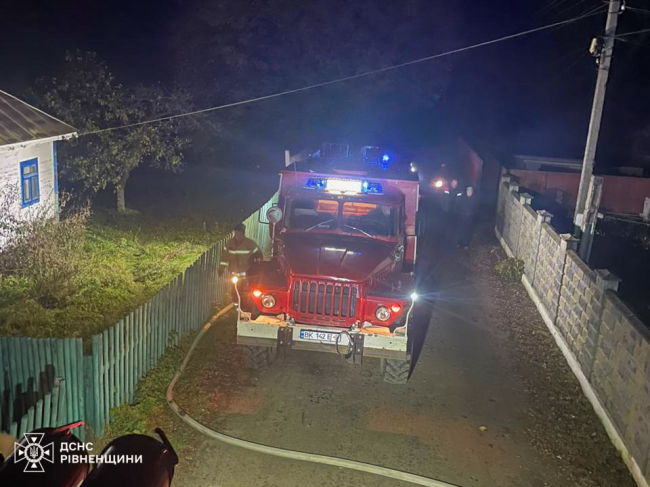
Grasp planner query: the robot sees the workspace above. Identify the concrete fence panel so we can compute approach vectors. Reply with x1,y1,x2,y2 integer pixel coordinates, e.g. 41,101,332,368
592,293,650,481
495,179,509,236
530,223,577,323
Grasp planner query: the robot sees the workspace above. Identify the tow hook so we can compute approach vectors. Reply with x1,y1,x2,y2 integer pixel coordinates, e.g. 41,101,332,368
335,330,365,364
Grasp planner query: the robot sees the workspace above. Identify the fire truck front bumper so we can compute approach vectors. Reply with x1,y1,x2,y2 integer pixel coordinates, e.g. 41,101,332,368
237,315,408,361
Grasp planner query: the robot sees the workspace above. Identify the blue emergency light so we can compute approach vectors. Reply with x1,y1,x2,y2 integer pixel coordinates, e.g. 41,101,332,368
304,177,383,195
304,177,327,190
361,181,383,194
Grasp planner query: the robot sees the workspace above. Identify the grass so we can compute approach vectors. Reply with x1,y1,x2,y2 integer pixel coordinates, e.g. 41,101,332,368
494,257,525,282
0,208,227,339
92,331,198,453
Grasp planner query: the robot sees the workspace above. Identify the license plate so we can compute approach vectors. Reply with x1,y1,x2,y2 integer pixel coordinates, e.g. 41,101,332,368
299,329,345,344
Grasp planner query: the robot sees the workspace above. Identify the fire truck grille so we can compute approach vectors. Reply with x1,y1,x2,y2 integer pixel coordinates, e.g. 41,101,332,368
292,280,359,319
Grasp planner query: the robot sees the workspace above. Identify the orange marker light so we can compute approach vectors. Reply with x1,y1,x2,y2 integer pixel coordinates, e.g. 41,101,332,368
390,304,402,313
252,289,263,298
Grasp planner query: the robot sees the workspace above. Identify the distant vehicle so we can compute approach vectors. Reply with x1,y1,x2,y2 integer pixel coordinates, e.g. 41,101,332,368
235,146,423,384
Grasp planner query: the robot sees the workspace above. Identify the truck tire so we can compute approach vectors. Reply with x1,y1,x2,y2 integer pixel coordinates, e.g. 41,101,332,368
381,356,411,384
242,345,277,370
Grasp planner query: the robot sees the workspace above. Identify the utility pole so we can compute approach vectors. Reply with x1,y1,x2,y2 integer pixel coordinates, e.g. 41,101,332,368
574,0,621,237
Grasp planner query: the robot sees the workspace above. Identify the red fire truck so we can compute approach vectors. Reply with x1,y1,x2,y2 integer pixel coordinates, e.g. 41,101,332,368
236,151,422,383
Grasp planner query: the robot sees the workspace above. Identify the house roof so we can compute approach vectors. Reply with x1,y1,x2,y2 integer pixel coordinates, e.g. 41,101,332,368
0,90,76,147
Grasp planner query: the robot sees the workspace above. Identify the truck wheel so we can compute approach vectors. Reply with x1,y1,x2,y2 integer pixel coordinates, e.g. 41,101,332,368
381,356,411,384
243,345,277,369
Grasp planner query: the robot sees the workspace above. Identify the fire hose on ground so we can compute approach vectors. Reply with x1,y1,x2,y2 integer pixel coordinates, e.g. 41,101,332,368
165,304,461,487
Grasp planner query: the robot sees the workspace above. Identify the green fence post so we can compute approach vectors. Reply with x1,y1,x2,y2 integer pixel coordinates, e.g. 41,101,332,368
146,302,151,373
56,340,67,426
32,339,42,406
19,339,30,418
34,399,43,430
108,326,115,413
137,307,144,380
101,332,110,425
75,339,84,439
83,355,94,440
124,314,132,403
43,392,52,429
44,339,53,422
116,319,124,406
91,334,102,437
64,339,75,425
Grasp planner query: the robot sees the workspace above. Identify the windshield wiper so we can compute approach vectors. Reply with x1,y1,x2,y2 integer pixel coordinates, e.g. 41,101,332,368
305,219,334,232
344,224,374,238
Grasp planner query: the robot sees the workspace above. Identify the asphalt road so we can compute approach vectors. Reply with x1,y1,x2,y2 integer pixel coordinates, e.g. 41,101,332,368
169,207,625,487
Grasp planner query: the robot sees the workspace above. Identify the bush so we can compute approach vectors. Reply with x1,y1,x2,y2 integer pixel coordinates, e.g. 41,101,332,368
495,258,525,282
0,187,219,338
0,186,89,308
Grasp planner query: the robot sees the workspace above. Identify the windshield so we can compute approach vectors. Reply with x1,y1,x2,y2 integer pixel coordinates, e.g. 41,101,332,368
286,198,397,237
342,202,396,237
287,198,339,230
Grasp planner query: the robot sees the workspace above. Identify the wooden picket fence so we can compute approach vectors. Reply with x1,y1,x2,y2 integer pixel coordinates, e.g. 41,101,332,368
0,193,278,440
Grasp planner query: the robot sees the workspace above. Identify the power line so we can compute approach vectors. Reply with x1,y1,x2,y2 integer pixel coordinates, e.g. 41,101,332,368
556,0,594,17
626,6,650,15
79,8,610,137
614,27,650,37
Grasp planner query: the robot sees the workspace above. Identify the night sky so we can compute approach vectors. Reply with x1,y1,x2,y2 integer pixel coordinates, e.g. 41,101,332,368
1,0,649,167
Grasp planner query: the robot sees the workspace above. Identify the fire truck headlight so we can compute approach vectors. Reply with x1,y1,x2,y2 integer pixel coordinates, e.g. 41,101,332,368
410,292,419,301
231,275,239,284
261,294,276,309
375,306,391,322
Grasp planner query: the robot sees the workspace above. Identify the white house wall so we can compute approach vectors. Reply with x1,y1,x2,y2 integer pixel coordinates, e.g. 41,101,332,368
0,140,57,223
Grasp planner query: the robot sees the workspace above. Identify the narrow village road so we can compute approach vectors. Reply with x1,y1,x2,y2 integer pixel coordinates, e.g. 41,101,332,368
169,202,634,487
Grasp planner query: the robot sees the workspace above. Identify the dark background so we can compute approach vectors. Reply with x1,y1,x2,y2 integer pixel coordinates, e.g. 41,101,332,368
1,0,649,169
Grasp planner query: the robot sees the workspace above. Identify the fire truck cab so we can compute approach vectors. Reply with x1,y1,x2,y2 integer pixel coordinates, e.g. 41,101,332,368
236,151,421,384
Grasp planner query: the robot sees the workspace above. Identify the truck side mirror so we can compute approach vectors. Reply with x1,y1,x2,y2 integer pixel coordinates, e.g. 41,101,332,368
267,206,283,223
258,205,283,225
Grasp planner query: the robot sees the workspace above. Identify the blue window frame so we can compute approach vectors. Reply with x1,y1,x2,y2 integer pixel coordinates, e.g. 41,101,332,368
20,158,40,207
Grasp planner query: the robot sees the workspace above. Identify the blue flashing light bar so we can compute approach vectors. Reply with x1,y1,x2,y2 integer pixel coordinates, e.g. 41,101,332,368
304,177,383,195
363,181,383,194
382,153,390,162
304,177,327,190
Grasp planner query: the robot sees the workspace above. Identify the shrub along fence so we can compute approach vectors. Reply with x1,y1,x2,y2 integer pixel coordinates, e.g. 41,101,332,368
0,193,278,440
495,175,650,487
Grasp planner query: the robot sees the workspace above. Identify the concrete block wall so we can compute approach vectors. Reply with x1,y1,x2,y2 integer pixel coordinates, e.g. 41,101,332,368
557,253,621,376
592,293,650,480
531,223,577,323
495,175,650,487
503,182,522,254
516,203,538,276
495,178,508,236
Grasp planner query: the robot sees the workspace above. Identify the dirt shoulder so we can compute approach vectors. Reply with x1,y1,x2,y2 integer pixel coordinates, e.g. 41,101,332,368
468,224,635,487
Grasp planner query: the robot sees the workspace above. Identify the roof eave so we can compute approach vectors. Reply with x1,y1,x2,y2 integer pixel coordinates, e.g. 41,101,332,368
0,132,78,152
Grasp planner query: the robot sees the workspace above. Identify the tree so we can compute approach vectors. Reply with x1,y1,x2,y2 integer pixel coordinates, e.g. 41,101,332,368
38,51,194,213
171,0,462,155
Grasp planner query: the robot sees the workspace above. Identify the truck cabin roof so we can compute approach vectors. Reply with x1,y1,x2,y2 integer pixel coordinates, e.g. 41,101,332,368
283,157,419,182
286,185,405,206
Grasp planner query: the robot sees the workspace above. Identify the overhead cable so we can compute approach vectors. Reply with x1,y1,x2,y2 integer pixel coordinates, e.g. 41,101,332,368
79,8,610,137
